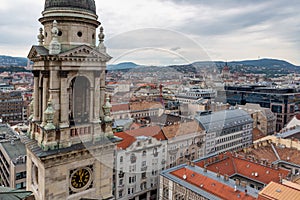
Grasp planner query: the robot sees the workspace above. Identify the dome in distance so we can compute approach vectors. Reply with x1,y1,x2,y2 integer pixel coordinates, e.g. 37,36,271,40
44,0,96,14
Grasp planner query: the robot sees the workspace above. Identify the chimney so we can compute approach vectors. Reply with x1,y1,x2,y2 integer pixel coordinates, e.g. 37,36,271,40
224,174,229,181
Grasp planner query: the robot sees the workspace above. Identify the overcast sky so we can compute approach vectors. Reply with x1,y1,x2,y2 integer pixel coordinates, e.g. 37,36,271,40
0,0,299,66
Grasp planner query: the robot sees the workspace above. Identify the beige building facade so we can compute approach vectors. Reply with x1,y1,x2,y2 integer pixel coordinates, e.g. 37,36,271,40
26,1,116,199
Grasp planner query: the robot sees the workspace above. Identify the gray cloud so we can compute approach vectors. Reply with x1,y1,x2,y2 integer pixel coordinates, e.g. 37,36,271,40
0,0,299,65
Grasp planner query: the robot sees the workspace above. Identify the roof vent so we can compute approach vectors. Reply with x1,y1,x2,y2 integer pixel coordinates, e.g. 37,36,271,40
276,189,281,193
183,174,187,180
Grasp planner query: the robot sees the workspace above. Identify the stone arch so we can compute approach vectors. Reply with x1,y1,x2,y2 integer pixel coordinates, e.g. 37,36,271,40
67,73,94,88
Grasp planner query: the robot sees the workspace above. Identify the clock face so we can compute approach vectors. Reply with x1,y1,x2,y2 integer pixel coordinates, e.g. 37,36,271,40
70,168,91,189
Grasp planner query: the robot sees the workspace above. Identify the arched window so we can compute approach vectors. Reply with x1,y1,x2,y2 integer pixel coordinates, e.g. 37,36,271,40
69,76,90,125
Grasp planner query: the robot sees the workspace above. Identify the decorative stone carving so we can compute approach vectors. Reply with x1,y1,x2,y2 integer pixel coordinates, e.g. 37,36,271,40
38,27,44,46
44,99,56,131
102,95,113,137
98,26,107,53
49,20,61,55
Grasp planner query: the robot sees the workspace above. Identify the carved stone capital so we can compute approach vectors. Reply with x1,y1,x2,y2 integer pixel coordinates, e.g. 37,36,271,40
94,71,101,78
32,70,40,78
41,71,50,78
59,71,69,78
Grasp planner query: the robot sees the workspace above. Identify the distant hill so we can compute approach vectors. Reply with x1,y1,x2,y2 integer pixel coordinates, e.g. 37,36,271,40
0,55,28,67
107,62,139,70
229,58,297,68
1,55,298,76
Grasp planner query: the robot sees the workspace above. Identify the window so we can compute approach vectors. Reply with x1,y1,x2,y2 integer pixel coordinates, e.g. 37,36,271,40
130,154,136,163
153,147,158,157
142,150,147,156
16,183,23,189
16,171,26,180
120,156,123,163
129,176,136,184
142,172,146,179
142,161,146,167
118,190,123,198
77,31,83,37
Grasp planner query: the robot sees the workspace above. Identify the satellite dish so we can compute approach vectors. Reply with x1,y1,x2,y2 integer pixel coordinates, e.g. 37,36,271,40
183,174,187,180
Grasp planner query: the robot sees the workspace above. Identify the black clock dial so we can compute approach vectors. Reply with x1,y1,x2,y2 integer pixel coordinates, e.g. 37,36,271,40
70,168,91,189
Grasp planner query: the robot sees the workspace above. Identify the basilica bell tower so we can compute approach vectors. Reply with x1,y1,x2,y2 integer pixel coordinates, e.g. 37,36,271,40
26,1,116,199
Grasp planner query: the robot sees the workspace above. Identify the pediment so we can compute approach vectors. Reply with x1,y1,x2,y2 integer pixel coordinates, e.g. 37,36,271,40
59,45,112,62
28,45,49,60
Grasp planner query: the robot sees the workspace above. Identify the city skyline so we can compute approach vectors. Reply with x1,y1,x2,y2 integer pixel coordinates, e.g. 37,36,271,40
0,0,300,66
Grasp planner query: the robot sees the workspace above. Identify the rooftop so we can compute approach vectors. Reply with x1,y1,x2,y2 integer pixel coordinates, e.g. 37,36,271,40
1,140,26,165
240,140,300,167
196,152,290,185
259,181,300,200
129,101,163,111
114,126,166,150
111,103,130,112
162,120,203,139
195,109,253,133
44,0,96,14
161,163,259,200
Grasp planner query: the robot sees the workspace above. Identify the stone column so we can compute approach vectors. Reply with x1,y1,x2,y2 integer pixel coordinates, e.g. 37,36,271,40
41,71,49,126
99,70,106,119
59,71,69,128
49,70,60,126
32,71,40,121
89,87,94,122
94,71,101,122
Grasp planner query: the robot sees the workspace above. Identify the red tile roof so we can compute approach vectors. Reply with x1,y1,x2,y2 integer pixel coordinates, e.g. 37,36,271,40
129,123,143,130
162,121,203,139
125,126,161,137
196,152,290,185
115,126,166,149
152,130,167,141
114,132,136,150
129,101,163,111
171,167,256,200
111,104,130,112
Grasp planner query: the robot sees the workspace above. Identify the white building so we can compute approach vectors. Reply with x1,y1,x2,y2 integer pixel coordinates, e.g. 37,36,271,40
114,126,167,200
161,120,206,168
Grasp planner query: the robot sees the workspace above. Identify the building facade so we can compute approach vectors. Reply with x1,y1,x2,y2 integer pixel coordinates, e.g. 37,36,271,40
114,127,167,200
162,121,205,168
25,1,116,199
238,103,276,136
0,124,27,190
0,91,24,124
224,85,300,131
195,109,253,155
